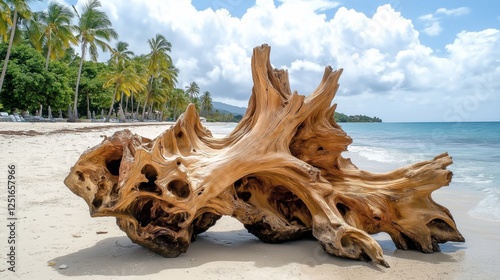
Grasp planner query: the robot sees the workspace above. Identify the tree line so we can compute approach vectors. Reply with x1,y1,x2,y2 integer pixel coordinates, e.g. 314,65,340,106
0,0,234,122
334,112,382,123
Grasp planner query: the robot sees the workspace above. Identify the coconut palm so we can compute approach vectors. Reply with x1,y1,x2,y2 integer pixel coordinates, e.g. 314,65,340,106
110,40,133,63
140,70,176,120
24,9,42,45
200,91,213,113
140,34,177,120
147,77,169,120
0,0,34,94
146,34,172,76
168,88,189,120
128,55,147,119
184,81,199,100
102,58,145,122
70,0,117,121
191,96,201,112
109,41,134,111
33,2,77,70
0,1,12,42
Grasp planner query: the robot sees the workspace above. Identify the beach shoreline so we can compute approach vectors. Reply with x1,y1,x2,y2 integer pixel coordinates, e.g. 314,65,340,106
0,122,499,279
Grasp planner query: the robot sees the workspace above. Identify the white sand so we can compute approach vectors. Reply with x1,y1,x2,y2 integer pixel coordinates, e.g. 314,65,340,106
0,122,499,279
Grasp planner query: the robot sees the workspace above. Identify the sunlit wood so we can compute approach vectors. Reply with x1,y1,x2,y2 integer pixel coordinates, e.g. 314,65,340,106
64,44,464,267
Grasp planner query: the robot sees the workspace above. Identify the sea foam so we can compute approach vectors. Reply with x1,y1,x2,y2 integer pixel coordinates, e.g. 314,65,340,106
469,188,500,223
348,145,425,165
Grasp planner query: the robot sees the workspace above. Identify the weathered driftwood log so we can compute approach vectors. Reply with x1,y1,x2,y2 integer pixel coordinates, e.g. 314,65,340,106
64,44,464,267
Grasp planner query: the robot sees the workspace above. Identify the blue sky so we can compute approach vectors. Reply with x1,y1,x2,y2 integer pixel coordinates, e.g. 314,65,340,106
31,0,500,122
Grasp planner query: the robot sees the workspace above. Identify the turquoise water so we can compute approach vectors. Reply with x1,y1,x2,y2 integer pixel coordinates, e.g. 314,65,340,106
341,122,500,223
207,121,500,222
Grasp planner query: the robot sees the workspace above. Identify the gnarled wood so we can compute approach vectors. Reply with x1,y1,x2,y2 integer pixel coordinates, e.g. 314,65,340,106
64,44,464,267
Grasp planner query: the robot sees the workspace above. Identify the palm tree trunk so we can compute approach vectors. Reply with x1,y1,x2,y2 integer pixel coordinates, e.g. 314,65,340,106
131,93,134,120
125,95,129,120
0,10,18,94
150,101,154,120
135,95,141,118
120,92,124,111
161,101,167,122
86,93,91,119
141,94,149,121
118,102,125,123
105,87,118,122
70,42,87,122
45,47,52,70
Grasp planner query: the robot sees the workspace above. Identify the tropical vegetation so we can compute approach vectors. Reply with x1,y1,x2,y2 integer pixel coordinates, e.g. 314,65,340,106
0,0,234,122
0,0,379,124
334,112,382,123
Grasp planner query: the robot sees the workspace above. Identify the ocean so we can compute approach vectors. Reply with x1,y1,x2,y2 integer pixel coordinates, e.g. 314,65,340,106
206,121,500,223
341,122,500,223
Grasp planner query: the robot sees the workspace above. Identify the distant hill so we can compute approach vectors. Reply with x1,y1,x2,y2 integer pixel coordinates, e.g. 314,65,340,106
212,101,247,116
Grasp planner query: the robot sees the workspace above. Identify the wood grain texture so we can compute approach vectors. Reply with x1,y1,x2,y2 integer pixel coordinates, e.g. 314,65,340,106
64,44,464,267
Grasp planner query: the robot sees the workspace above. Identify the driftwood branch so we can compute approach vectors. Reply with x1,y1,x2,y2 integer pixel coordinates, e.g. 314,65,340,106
64,44,464,267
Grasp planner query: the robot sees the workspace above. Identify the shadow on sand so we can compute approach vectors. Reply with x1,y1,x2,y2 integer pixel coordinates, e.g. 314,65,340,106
52,229,464,277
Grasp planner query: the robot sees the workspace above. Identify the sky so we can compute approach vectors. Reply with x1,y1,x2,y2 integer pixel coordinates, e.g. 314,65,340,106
31,0,500,122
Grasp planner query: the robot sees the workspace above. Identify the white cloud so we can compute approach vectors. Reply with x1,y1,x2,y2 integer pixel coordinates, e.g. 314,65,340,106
419,6,470,36
418,14,434,21
436,7,470,16
175,57,199,75
445,29,500,89
423,21,443,37
66,0,499,121
290,60,324,72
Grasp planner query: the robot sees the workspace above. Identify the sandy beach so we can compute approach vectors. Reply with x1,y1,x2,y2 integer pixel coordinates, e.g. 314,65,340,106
0,122,499,280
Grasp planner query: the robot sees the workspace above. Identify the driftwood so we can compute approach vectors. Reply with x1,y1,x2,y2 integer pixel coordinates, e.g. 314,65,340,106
64,44,464,267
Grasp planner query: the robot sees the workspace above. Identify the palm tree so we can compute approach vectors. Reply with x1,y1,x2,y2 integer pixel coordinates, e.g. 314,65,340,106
141,34,177,120
168,88,189,120
0,1,12,42
70,0,117,121
146,34,172,75
0,0,33,94
34,2,77,70
140,73,173,121
110,40,133,63
185,81,199,100
191,96,201,112
147,77,169,120
200,91,213,113
102,58,145,122
110,41,133,111
128,55,147,119
24,8,42,46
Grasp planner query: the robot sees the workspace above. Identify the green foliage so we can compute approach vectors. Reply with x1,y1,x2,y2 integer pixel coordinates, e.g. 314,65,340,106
0,1,12,42
0,2,382,123
74,0,118,62
200,91,213,113
190,96,200,112
30,2,78,67
0,42,72,113
185,81,199,99
71,60,113,115
203,110,241,122
166,88,189,120
71,0,118,119
334,112,382,122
